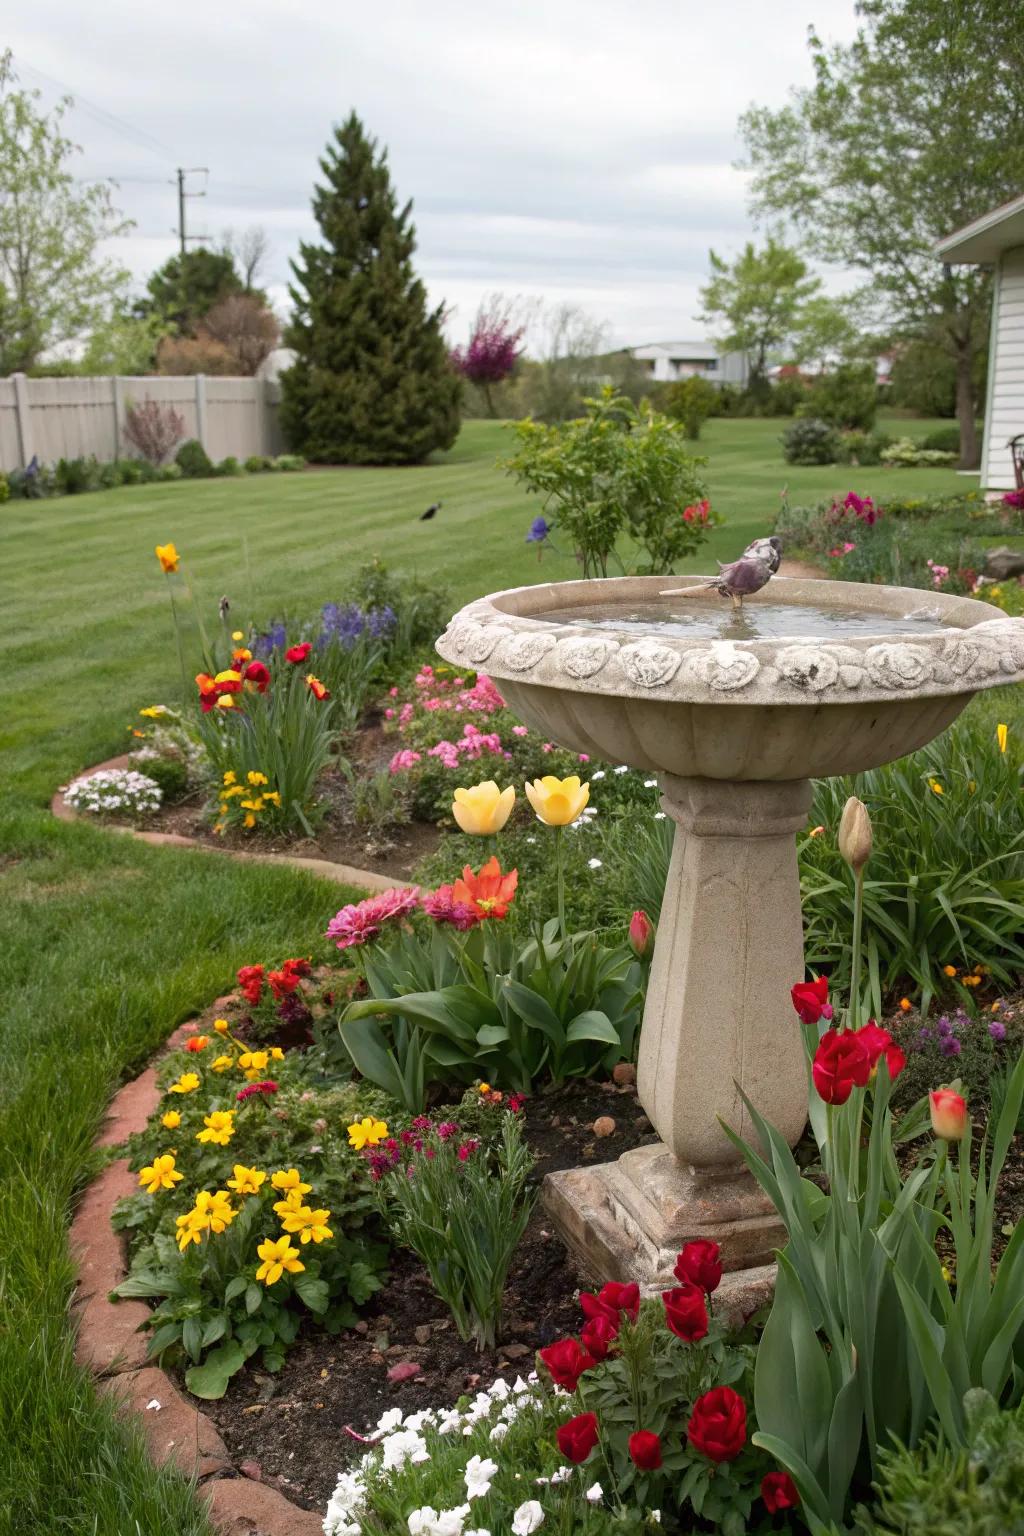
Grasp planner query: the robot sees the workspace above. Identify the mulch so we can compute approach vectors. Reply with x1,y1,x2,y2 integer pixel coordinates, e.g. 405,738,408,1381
198,1077,657,1512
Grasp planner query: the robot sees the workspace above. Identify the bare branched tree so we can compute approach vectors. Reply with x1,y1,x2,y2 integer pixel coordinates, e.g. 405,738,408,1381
221,225,270,291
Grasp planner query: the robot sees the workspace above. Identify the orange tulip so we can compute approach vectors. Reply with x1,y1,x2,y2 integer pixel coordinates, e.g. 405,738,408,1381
451,856,518,919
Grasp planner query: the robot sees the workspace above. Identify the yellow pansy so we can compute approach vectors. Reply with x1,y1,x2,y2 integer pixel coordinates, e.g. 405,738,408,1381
239,1050,269,1081
155,542,179,573
272,1188,306,1219
161,1110,182,1129
347,1116,389,1151
138,1153,183,1194
169,1071,201,1095
452,780,516,835
524,775,590,827
255,1235,305,1286
226,1164,267,1196
269,1047,285,1062
223,771,237,786
197,1110,235,1146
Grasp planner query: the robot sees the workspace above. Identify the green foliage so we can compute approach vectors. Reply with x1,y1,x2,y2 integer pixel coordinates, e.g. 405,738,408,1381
837,428,895,466
175,439,215,479
781,417,840,465
138,246,247,331
698,234,821,387
921,426,962,455
135,751,190,805
664,374,719,439
881,437,957,468
799,363,878,430
54,454,101,495
273,453,305,471
244,454,274,473
505,388,713,576
214,455,244,477
78,307,167,375
282,111,461,465
0,470,8,503
857,1389,1024,1535
374,1110,534,1350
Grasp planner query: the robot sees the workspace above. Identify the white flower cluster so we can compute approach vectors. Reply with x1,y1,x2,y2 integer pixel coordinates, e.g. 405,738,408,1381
324,1374,579,1536
64,768,162,817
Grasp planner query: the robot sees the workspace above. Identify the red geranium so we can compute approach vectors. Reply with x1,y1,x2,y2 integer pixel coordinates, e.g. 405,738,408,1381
687,1386,747,1462
856,1021,906,1082
662,1280,708,1341
628,1430,663,1471
556,1411,599,1464
580,1311,619,1361
762,1471,800,1512
243,659,270,693
237,963,265,1006
268,968,301,1000
811,1028,872,1105
673,1240,722,1294
285,642,312,664
791,975,833,1024
538,1337,596,1392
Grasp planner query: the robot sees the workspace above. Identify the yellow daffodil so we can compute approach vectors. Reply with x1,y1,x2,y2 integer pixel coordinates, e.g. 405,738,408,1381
161,1110,182,1129
139,705,166,719
247,771,269,787
214,1018,229,1034
998,722,1009,754
280,1204,333,1244
138,1153,183,1194
211,1054,234,1073
169,1071,201,1095
232,630,244,642
524,774,590,827
197,1110,235,1146
927,778,943,796
271,1168,311,1195
255,1235,305,1285
155,542,179,574
451,780,516,835
227,1164,267,1196
347,1116,389,1151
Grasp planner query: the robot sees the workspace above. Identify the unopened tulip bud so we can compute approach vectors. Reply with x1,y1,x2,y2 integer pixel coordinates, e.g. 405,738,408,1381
628,909,654,959
929,1087,968,1141
838,796,872,873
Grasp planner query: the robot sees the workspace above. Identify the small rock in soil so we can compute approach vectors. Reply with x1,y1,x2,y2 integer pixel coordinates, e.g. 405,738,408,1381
414,1325,432,1345
240,1459,262,1481
612,1063,637,1086
353,1321,368,1335
593,1116,616,1137
387,1361,422,1384
500,1343,531,1359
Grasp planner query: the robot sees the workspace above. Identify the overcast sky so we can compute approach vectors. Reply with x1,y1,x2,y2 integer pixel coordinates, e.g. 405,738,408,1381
8,0,863,349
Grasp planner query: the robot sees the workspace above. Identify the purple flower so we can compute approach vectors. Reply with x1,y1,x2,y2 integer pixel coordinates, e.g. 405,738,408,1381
320,602,366,648
526,516,551,544
940,1036,962,1058
989,1020,1007,1041
367,605,396,638
254,621,288,656
936,1016,952,1036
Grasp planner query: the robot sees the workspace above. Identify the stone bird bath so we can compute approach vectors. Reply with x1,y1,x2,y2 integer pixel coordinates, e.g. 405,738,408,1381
436,575,1024,1294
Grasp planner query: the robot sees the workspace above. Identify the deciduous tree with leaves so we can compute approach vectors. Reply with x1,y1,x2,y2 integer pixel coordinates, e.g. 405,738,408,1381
0,51,131,373
739,0,1024,468
698,236,820,394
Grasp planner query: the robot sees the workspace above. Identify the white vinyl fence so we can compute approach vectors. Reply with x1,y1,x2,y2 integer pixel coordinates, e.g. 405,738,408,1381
0,372,285,471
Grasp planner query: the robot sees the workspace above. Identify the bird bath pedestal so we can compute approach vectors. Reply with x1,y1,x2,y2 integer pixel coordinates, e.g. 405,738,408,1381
436,576,1024,1298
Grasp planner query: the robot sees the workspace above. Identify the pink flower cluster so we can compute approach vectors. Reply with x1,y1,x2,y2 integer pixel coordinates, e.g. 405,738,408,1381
325,886,420,949
426,723,506,770
388,748,422,774
829,541,856,558
831,490,879,525
421,884,480,930
926,558,950,588
682,499,712,524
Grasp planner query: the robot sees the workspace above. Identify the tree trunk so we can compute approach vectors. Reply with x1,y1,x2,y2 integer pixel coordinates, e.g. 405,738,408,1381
954,344,980,471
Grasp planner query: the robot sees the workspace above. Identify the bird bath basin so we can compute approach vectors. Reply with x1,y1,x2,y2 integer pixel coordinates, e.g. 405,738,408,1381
436,575,1024,1293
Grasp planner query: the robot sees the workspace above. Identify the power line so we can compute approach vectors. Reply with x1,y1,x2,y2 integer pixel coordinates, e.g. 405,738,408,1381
13,54,177,163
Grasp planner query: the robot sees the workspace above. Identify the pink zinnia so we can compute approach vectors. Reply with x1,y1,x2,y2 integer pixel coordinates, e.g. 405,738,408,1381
326,886,420,949
421,884,480,930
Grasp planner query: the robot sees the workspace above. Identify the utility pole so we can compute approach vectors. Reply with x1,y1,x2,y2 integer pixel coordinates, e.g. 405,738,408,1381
173,167,209,255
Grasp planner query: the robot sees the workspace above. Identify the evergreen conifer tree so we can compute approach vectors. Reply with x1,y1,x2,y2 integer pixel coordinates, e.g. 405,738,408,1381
281,113,461,464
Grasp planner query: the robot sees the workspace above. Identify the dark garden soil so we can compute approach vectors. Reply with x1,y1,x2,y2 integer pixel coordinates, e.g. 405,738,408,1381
199,1077,658,1512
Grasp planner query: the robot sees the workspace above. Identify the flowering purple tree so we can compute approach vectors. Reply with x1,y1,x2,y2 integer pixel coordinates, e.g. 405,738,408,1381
450,300,525,416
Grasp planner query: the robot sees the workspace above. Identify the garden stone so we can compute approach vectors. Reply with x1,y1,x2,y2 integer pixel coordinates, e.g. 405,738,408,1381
438,574,1024,1288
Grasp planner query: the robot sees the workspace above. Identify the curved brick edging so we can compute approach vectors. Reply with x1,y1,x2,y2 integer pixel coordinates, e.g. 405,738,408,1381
52,755,395,895
71,1021,323,1536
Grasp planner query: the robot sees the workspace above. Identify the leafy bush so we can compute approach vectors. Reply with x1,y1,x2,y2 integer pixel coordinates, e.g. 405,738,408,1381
273,453,305,471
663,374,718,439
244,454,273,473
54,455,101,495
921,425,961,455
175,438,215,478
96,459,124,490
123,396,187,464
159,461,183,481
837,428,894,466
766,375,811,416
214,455,244,477
781,417,840,464
856,1390,1024,1534
880,436,957,467
117,458,145,485
799,362,877,430
0,471,8,503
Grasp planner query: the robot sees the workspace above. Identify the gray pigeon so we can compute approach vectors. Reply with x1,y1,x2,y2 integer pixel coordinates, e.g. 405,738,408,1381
661,536,783,609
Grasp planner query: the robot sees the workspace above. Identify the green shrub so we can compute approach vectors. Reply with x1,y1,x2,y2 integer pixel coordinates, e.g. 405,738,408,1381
273,453,305,472
118,459,145,485
920,424,962,454
54,455,102,495
856,1390,1024,1535
96,460,124,490
244,454,273,473
158,462,183,481
838,428,894,466
214,455,244,477
664,374,718,439
880,436,957,467
765,375,810,416
134,753,191,804
781,416,840,464
0,471,8,503
175,439,215,478
799,362,877,430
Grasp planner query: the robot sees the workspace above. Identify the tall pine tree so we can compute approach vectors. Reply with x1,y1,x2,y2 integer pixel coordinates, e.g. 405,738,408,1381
282,114,461,464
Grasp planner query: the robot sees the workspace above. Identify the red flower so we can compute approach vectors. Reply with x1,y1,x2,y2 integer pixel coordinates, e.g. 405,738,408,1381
812,1028,872,1105
663,1280,708,1341
597,1279,641,1321
538,1337,596,1392
282,956,311,978
236,1079,279,1101
507,1093,526,1113
306,673,331,700
243,659,270,693
285,642,312,664
580,1311,619,1361
184,1035,208,1053
687,1386,747,1462
267,968,301,1000
628,909,654,959
556,1411,599,1464
451,856,519,920
791,975,833,1024
628,1430,663,1471
856,1021,906,1082
762,1471,800,1512
673,1240,722,1294
237,963,265,1006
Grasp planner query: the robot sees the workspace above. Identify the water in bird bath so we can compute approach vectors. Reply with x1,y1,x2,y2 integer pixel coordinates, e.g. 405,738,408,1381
538,597,954,643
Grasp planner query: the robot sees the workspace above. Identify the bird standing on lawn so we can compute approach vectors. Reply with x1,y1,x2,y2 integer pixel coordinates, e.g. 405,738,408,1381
420,500,442,521
661,535,783,610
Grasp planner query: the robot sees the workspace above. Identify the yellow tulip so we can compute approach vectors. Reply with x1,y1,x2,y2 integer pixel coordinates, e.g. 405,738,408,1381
524,775,590,827
155,542,179,573
997,722,1008,754
452,780,516,835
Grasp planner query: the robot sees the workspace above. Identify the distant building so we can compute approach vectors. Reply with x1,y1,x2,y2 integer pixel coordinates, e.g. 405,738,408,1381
627,340,749,388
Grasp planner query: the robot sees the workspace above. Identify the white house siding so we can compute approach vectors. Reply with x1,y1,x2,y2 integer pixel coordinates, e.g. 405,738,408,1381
985,245,1024,489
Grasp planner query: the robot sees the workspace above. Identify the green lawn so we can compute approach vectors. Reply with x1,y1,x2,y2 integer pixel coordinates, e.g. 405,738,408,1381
0,412,969,1535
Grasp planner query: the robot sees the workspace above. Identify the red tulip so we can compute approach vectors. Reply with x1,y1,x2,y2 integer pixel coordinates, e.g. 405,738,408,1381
857,1022,906,1082
930,1088,968,1141
580,1311,619,1362
556,1411,599,1463
243,659,270,693
596,1280,640,1321
687,1386,747,1462
285,642,312,664
791,975,833,1024
673,1240,722,1294
628,1430,663,1470
538,1337,596,1392
628,909,654,959
662,1280,708,1341
811,1028,872,1105
762,1471,800,1512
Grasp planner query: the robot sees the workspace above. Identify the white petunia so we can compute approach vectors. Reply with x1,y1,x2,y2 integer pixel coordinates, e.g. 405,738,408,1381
465,1454,499,1501
375,1407,404,1434
408,1510,441,1536
511,1502,545,1535
512,1376,532,1394
438,1408,463,1434
585,1482,604,1504
644,778,657,787
380,1429,429,1470
405,1408,437,1433
489,1422,509,1441
488,1377,510,1400
650,1513,662,1524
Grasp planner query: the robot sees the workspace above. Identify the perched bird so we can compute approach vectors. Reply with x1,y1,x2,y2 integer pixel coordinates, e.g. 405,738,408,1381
661,536,783,609
420,501,442,521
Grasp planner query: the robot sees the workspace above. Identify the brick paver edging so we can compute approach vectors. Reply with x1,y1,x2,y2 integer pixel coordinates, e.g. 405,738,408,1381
71,1019,324,1535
